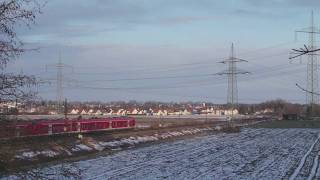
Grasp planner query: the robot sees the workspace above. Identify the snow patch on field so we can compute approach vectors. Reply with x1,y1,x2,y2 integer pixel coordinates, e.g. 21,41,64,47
136,125,151,129
41,150,58,157
13,127,212,161
72,144,93,152
90,143,104,151
87,128,212,151
15,150,58,159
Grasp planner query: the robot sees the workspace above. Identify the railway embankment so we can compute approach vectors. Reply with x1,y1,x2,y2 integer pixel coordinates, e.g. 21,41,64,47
0,117,264,174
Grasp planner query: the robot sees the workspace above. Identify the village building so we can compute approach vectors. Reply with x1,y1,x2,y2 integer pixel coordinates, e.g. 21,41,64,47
80,109,87,115
156,110,168,116
88,109,94,115
70,109,79,115
95,110,103,115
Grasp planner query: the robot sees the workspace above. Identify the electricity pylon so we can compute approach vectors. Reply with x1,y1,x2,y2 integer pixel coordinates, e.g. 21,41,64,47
46,53,73,114
290,11,320,116
217,43,249,118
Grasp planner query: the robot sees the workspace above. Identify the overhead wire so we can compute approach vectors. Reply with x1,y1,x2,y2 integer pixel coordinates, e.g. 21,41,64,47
38,40,307,103
69,41,297,76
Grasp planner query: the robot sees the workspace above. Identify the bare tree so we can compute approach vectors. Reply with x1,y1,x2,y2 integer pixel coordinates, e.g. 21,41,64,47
0,0,42,102
0,73,37,101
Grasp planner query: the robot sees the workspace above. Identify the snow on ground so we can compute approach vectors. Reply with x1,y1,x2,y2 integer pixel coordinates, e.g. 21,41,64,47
14,150,58,160
12,128,211,161
4,128,320,180
72,144,93,152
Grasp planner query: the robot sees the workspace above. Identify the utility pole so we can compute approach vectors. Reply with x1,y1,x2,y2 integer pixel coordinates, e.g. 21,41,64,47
46,53,73,114
291,11,320,117
64,98,68,119
57,55,63,114
217,43,249,120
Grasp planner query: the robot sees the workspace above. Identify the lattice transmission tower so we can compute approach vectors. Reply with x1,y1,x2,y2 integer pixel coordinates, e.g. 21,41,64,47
291,11,320,113
46,53,73,114
217,43,249,117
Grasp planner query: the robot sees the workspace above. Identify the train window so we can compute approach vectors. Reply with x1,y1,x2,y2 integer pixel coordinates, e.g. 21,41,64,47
104,122,109,128
96,122,102,129
81,123,88,130
52,124,65,133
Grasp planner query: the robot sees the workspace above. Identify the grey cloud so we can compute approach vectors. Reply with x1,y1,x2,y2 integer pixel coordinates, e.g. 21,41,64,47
18,0,221,43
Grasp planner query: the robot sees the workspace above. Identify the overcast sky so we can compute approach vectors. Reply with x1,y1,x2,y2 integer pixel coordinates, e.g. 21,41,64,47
7,0,320,103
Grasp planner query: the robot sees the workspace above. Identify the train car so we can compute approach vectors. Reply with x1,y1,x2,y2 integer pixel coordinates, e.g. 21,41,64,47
0,116,136,139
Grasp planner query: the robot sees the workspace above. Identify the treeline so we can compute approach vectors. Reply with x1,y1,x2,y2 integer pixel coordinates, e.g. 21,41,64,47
238,99,309,116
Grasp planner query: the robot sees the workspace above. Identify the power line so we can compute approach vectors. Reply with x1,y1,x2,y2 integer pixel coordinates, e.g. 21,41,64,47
74,73,215,83
42,62,305,91
69,41,296,77
36,41,305,103
66,51,295,85
62,83,304,104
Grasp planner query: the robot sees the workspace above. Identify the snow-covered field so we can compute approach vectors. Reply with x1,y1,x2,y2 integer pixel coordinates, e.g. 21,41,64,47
4,128,320,180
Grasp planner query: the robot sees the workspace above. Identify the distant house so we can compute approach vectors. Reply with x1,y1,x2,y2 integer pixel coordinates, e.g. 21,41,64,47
138,110,147,115
213,109,224,116
95,110,102,115
70,109,79,115
224,109,239,116
156,110,168,116
206,108,215,114
49,111,57,115
116,109,127,116
169,110,179,116
88,109,94,115
116,109,123,116
130,108,139,115
182,109,192,115
80,109,87,115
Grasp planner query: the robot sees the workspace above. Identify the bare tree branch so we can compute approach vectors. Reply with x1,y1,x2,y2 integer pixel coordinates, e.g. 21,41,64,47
0,0,42,102
0,73,37,101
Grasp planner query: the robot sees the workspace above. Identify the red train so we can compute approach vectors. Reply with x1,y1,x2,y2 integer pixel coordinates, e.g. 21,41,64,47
0,117,136,139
